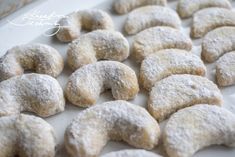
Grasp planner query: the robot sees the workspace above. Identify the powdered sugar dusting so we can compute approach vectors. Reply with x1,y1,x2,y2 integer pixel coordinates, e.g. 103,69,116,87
202,26,235,62
0,73,65,117
65,100,160,157
113,0,167,14
56,9,114,42
124,5,181,35
191,8,235,38
216,51,235,86
177,0,232,18
164,104,235,157
148,74,223,121
67,30,129,71
65,61,139,107
140,49,206,90
132,26,192,62
0,114,56,157
0,43,64,81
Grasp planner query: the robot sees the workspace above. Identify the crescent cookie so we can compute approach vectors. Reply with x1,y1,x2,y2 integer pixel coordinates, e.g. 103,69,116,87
113,0,167,14
124,6,181,35
132,27,192,62
0,73,65,117
65,61,139,107
216,51,235,87
67,30,129,71
148,74,223,122
163,105,235,157
0,114,56,157
0,43,64,82
65,100,160,157
202,27,235,63
101,149,162,157
56,9,114,42
140,49,206,91
191,8,235,38
177,0,232,18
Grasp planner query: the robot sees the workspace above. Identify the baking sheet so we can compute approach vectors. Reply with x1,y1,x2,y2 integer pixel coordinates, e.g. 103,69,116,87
1,0,235,156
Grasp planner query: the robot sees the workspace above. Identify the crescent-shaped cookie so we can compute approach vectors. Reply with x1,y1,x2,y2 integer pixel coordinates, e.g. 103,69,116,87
140,49,206,90
124,6,181,35
216,51,235,87
132,27,192,62
65,100,160,157
163,104,235,157
148,74,223,121
113,0,167,14
0,74,65,117
0,114,56,157
67,30,129,71
202,27,235,62
101,149,162,157
65,61,139,107
56,9,114,42
177,0,232,18
191,8,235,38
0,43,64,82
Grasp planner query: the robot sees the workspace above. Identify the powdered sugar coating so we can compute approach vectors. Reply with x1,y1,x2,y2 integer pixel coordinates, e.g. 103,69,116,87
65,61,139,107
101,149,162,157
56,9,114,42
65,100,160,157
0,43,64,82
202,27,235,62
132,26,192,62
177,0,232,18
67,30,129,71
0,114,56,157
216,51,235,86
140,49,206,90
0,73,65,117
113,0,166,14
124,6,181,35
191,8,235,38
163,104,235,157
148,74,223,122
